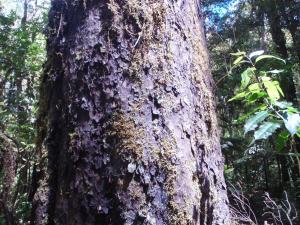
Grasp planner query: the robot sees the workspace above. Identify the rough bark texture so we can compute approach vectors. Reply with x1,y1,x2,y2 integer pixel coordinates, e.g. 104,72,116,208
0,133,17,225
32,0,230,224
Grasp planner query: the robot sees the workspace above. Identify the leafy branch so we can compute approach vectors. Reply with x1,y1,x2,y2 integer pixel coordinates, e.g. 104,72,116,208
228,50,300,152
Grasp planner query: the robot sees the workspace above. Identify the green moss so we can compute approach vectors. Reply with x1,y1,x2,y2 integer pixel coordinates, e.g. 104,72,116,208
155,138,191,225
107,112,143,161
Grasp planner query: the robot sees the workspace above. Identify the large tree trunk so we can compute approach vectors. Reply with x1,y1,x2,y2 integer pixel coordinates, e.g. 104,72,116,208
31,0,230,224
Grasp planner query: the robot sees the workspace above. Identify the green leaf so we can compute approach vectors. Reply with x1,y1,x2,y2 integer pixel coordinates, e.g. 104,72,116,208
224,167,234,174
233,56,244,65
275,131,290,152
246,92,267,103
254,122,281,140
267,69,284,74
244,110,269,134
249,50,264,58
248,83,261,93
237,104,267,122
287,107,299,113
261,77,282,100
255,55,285,64
230,51,246,56
228,91,249,102
274,81,284,96
274,101,293,109
241,67,255,89
284,113,300,135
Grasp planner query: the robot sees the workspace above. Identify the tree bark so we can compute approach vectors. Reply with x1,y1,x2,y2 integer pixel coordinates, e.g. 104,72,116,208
0,132,17,225
264,0,288,58
31,0,230,224
277,0,300,62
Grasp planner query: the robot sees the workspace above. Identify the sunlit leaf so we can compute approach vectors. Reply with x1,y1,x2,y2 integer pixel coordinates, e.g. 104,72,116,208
268,69,284,74
287,107,299,113
241,67,255,89
233,56,244,65
261,77,281,100
230,51,246,56
274,81,284,96
248,83,261,92
249,50,264,58
255,55,285,64
228,91,249,102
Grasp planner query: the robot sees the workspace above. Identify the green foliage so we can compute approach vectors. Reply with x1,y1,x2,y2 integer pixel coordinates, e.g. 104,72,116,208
275,130,290,152
244,110,269,134
229,51,300,144
0,1,49,223
253,121,281,141
206,0,300,221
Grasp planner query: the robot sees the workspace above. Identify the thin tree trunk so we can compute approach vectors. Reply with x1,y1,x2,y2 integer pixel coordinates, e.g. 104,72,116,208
31,1,231,224
263,157,269,191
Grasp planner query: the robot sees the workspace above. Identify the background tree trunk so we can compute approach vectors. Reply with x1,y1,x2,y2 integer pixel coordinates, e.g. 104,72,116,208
31,0,230,224
263,0,288,58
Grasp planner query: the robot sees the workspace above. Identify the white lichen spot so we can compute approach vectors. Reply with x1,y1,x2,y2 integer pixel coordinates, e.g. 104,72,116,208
146,213,156,225
127,162,137,173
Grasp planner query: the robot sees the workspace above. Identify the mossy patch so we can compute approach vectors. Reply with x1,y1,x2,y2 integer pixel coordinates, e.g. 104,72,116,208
105,112,143,161
107,0,166,80
156,138,191,225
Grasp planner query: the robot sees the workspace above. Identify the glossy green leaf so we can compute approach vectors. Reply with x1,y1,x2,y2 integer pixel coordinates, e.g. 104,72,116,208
274,101,293,109
287,107,299,113
241,67,255,89
244,110,269,134
230,51,246,56
233,56,244,65
249,50,264,58
261,77,281,100
254,122,281,140
248,83,261,92
237,104,267,122
255,55,285,64
228,91,249,102
247,92,267,103
274,81,284,96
